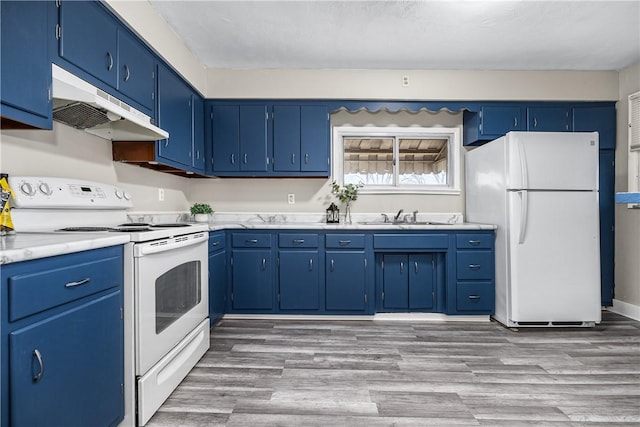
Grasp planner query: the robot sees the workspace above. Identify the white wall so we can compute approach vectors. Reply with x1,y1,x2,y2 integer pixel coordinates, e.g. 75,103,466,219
614,63,640,309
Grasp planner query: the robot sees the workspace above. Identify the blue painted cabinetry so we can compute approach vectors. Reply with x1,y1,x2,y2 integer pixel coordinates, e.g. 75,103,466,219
325,234,370,313
208,232,227,326
230,233,275,311
278,234,321,311
1,246,124,427
381,254,436,311
527,106,570,131
463,106,526,145
117,28,156,113
0,1,53,129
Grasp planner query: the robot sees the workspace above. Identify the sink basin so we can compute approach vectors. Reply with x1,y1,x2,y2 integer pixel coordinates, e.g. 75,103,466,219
358,221,450,226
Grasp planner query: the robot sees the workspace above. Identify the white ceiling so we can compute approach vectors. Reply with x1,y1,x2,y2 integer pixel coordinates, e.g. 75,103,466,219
148,0,640,71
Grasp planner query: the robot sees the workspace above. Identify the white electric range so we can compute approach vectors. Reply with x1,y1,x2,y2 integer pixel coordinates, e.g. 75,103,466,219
9,176,210,426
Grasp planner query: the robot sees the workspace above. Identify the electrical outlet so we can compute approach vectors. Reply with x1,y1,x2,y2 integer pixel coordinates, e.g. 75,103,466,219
402,75,410,87
287,193,295,204
158,188,165,201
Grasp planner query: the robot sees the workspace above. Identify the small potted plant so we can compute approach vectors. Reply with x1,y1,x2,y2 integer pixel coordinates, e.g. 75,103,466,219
330,181,363,224
190,203,213,223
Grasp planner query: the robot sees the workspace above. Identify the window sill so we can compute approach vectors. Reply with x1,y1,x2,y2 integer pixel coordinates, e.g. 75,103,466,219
359,188,461,196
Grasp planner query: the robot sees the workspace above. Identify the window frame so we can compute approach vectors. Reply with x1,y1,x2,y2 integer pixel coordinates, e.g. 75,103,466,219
332,125,461,195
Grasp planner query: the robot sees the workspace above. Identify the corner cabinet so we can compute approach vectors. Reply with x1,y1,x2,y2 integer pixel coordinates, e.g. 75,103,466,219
206,101,330,177
1,246,125,427
0,1,53,129
208,232,227,326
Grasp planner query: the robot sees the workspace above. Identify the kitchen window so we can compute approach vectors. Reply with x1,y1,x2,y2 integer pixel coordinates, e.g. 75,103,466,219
333,126,461,194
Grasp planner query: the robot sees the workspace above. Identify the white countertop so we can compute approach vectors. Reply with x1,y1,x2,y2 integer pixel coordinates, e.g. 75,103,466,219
207,221,497,231
0,233,130,265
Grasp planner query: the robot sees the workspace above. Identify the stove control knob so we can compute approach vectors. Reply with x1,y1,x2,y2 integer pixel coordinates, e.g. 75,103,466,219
123,192,131,201
114,189,123,199
19,182,36,196
38,183,53,196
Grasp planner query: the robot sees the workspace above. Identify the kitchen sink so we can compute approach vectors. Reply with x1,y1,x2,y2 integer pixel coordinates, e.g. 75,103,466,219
358,220,451,226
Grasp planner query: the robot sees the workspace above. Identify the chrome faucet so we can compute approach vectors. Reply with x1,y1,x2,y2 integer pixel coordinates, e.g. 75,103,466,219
394,209,404,222
412,210,418,223
381,213,390,223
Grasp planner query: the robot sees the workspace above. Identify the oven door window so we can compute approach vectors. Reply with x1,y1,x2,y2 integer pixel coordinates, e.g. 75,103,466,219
155,260,201,334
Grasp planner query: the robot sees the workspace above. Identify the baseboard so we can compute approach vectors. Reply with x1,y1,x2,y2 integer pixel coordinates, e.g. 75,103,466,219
608,299,640,321
222,313,490,322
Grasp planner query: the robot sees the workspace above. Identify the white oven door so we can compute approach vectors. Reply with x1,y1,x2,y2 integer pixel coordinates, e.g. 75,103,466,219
134,232,209,375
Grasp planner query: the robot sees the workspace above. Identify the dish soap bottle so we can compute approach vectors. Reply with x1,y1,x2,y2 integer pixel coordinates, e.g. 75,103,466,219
0,174,16,235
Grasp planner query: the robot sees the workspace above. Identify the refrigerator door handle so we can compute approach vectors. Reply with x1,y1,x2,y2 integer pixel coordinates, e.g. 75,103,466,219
517,139,529,189
517,190,529,244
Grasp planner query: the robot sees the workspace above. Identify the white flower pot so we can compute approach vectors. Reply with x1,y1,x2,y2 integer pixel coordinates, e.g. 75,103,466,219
194,214,210,223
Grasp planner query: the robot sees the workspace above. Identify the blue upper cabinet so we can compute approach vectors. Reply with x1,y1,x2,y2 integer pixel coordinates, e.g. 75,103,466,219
210,105,240,172
117,29,155,113
157,63,193,167
463,105,526,145
527,106,570,131
273,105,301,172
240,105,270,172
301,106,330,173
58,1,118,89
572,105,616,150
192,94,206,173
0,1,53,129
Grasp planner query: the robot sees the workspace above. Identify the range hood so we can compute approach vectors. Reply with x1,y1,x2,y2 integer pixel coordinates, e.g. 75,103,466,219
51,64,169,141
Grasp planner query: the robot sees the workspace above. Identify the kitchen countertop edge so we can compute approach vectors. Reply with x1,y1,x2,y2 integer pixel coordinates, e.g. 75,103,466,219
207,222,497,231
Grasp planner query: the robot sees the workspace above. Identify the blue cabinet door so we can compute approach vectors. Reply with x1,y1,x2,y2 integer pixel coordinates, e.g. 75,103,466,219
273,106,301,172
192,95,206,172
157,63,193,167
0,1,52,129
9,291,123,427
301,106,330,173
231,249,274,310
527,107,569,131
279,250,320,310
481,106,525,135
382,254,408,309
409,254,435,310
209,250,226,325
599,150,615,306
240,105,269,172
117,28,155,113
572,105,616,150
59,1,118,88
211,105,240,172
325,251,367,311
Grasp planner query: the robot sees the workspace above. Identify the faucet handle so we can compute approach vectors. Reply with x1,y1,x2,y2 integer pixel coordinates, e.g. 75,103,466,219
412,210,418,222
381,213,389,223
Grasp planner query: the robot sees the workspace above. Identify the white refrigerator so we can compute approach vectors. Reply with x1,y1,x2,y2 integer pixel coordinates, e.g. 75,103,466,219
465,132,601,327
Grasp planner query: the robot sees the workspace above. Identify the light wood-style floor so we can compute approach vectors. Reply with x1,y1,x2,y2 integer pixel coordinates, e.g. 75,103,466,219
147,311,640,426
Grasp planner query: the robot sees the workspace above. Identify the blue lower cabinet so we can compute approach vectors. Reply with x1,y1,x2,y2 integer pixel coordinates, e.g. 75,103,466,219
278,250,320,310
10,291,123,427
325,251,368,312
209,250,226,325
455,283,494,312
231,249,274,311
381,254,435,311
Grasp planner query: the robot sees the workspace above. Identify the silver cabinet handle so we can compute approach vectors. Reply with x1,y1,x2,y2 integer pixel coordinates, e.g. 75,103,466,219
533,117,538,128
244,153,248,164
308,258,313,271
65,278,90,288
106,52,113,71
291,153,295,164
212,241,219,246
262,258,266,270
468,264,481,270
339,240,351,245
293,239,305,244
400,261,404,274
414,261,418,273
246,239,258,244
123,64,130,82
468,295,481,300
330,259,334,272
33,349,44,382
231,153,235,165
514,117,518,128
305,153,309,164
196,150,200,160
468,240,481,246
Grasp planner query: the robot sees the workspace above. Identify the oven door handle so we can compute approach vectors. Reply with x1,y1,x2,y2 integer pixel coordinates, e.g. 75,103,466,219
134,233,208,257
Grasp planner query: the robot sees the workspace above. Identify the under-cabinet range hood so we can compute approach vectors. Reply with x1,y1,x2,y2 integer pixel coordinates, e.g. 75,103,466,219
51,64,169,141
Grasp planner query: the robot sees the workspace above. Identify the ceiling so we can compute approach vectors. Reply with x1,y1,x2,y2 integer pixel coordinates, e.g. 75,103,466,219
148,1,640,71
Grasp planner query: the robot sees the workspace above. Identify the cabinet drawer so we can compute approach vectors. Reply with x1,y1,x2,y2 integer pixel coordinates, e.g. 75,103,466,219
456,283,494,312
325,234,365,249
209,232,226,252
456,251,493,280
456,234,493,249
232,233,272,248
374,234,447,249
8,249,123,322
279,233,319,248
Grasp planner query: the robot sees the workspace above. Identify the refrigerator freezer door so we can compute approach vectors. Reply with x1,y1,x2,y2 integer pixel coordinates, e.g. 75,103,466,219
507,190,601,324
506,132,599,191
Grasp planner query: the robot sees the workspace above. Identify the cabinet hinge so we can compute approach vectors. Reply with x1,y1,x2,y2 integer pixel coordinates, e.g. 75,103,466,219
277,293,281,302
432,259,435,269
381,260,384,270
55,24,61,40
277,257,280,267
230,256,233,266
48,88,52,102
151,92,155,100
121,383,124,396
231,293,234,301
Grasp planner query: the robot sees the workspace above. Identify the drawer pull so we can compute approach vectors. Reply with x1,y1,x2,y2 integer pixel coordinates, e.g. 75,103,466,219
65,278,91,288
468,295,481,300
339,240,352,245
32,349,44,382
212,241,219,246
293,239,305,244
468,240,481,246
246,239,258,244
468,264,481,270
